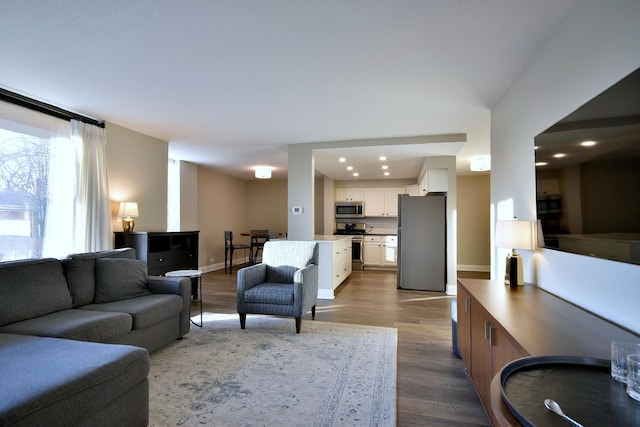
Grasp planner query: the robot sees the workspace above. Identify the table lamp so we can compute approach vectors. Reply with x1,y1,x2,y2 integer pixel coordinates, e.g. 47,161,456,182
118,202,139,232
495,217,534,286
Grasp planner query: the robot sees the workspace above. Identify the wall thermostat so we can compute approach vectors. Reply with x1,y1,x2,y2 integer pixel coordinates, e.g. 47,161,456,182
291,206,304,215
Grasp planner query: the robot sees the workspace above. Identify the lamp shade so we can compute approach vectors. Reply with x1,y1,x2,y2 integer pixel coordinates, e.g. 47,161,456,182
495,219,534,250
254,166,272,179
118,202,139,218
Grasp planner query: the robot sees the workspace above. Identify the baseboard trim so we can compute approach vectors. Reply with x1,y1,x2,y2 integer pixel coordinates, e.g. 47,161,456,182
200,257,250,273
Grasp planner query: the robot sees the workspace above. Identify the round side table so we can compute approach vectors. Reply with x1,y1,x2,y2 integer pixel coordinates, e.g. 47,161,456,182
165,269,202,327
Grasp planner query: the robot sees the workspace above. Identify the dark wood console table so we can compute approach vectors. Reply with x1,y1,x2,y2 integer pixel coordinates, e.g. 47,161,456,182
457,278,640,426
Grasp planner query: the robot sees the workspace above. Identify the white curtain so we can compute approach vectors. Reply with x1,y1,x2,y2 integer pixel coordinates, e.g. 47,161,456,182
42,133,80,258
72,120,112,252
44,120,111,257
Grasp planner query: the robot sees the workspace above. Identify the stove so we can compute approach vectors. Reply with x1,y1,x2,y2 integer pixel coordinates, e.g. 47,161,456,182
335,222,366,235
335,222,366,269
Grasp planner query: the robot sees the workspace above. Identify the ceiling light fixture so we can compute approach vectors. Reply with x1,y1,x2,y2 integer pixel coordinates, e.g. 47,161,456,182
553,153,566,158
379,156,386,161
469,156,491,171
535,162,548,166
339,157,346,162
384,172,390,176
353,172,359,177
347,166,353,171
254,166,272,179
382,165,388,170
581,140,596,147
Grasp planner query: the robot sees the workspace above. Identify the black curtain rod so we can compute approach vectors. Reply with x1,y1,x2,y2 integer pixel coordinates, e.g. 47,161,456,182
0,88,105,128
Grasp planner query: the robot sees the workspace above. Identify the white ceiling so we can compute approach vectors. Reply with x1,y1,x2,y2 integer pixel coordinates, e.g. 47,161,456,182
0,0,580,180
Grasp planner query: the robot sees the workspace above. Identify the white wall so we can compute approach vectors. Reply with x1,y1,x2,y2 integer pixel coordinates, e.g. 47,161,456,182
491,0,640,333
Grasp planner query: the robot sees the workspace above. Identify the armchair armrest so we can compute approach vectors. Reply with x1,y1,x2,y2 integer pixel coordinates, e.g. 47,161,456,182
147,276,191,337
293,264,318,314
237,264,268,292
237,264,267,314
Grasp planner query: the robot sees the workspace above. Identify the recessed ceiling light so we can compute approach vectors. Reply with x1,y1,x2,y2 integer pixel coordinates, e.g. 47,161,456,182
581,141,596,147
553,153,566,158
339,157,346,162
381,165,388,170
535,162,548,166
378,156,386,161
384,171,390,176
347,166,353,171
353,172,359,177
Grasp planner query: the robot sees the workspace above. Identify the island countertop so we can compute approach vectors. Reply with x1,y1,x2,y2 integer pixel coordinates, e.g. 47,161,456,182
313,235,352,242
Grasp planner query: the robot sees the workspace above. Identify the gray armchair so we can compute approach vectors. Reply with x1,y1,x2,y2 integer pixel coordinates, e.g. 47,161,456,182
237,240,319,333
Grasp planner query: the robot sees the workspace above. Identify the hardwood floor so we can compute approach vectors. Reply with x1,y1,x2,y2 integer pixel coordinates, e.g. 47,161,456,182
197,266,491,426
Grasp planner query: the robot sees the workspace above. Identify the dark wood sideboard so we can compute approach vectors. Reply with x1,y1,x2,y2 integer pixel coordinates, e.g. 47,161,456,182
457,278,640,426
114,231,199,276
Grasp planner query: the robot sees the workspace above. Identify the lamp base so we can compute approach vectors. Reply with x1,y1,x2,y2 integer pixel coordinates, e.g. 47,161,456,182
504,252,524,286
122,218,135,233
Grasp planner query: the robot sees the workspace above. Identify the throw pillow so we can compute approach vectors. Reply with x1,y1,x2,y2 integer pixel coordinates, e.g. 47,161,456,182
94,258,151,303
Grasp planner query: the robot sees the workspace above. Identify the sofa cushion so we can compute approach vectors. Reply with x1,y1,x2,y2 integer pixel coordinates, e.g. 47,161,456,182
80,294,183,330
0,258,73,326
64,248,136,307
0,309,132,343
0,332,149,427
94,258,151,303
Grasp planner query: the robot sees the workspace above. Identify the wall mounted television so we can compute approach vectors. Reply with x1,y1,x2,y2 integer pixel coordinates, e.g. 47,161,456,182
535,67,640,265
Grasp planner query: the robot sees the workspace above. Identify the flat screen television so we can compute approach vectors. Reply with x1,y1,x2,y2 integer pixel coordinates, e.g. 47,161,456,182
534,67,640,265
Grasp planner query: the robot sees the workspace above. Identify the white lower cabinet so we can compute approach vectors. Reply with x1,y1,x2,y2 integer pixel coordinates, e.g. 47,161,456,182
363,235,397,267
316,237,352,299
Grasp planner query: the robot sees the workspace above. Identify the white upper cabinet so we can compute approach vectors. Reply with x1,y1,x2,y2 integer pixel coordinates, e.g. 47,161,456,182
419,169,448,195
406,184,420,196
336,188,364,201
364,187,404,217
363,188,385,216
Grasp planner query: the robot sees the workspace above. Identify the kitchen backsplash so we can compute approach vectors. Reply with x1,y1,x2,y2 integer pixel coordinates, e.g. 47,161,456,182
363,217,397,235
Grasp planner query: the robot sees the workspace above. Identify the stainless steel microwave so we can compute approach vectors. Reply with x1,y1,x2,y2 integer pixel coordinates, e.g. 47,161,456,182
335,201,365,218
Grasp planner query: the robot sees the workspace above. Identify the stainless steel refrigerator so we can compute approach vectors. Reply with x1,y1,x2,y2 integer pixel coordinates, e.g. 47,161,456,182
397,194,446,291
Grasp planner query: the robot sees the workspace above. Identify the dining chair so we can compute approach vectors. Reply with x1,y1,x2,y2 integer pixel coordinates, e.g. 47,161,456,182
224,231,250,274
250,229,269,263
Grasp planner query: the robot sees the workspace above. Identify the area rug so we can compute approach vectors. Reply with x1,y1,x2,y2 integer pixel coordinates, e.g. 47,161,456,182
148,313,397,426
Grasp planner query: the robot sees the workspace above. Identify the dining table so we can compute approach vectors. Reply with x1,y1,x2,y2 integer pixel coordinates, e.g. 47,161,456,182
240,231,282,263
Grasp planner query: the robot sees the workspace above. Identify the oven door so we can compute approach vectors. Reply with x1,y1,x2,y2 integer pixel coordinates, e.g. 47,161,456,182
351,236,364,269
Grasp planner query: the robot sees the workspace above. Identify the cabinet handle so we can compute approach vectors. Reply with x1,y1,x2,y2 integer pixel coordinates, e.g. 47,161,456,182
464,297,470,313
484,320,490,340
489,326,495,346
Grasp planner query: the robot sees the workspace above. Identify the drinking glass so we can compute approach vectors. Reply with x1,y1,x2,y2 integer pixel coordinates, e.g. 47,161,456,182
626,354,640,401
611,340,640,383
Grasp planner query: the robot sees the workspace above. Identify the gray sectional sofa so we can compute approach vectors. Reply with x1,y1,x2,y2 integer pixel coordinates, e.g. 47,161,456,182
0,248,192,426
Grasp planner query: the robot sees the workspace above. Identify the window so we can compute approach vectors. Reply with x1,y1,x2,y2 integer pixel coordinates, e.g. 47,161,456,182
0,100,76,260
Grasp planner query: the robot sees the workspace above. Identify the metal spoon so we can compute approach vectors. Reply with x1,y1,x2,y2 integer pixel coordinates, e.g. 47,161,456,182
544,399,584,427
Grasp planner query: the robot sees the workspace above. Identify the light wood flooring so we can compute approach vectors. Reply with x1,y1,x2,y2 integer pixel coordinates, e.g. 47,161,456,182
196,266,491,426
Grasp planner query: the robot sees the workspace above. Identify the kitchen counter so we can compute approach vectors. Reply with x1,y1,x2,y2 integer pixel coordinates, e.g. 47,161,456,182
313,236,352,299
314,235,352,242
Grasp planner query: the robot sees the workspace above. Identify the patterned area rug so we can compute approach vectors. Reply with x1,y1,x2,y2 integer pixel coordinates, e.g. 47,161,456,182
148,314,397,426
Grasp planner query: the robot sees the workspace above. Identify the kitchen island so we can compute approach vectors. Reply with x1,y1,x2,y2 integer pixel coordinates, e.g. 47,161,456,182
314,235,352,299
